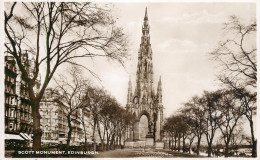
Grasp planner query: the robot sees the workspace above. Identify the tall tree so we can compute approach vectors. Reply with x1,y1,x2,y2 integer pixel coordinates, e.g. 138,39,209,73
86,87,109,151
210,16,257,157
5,2,128,150
216,89,245,157
181,108,197,154
162,116,176,150
53,66,89,149
184,96,205,155
201,91,222,157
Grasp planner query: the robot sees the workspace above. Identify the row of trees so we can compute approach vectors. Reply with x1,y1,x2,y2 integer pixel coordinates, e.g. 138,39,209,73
163,16,256,157
163,89,255,157
47,66,134,151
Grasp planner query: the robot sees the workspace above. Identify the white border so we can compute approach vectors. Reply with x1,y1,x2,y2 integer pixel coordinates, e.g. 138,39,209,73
0,0,259,160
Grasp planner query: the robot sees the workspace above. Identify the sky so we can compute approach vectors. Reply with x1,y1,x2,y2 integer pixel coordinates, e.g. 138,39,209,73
86,3,256,118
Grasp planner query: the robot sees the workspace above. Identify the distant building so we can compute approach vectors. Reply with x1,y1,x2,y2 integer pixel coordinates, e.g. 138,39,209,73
80,108,93,144
69,111,83,146
40,89,94,146
57,109,68,143
40,89,65,145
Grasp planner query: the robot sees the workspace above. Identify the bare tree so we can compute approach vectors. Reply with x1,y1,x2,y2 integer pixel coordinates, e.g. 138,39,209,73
99,96,119,150
211,15,256,88
210,15,257,157
221,78,257,157
186,128,196,154
79,106,92,151
181,108,197,154
201,91,222,157
5,2,128,150
162,116,176,150
53,66,89,149
86,87,109,151
216,89,244,157
184,96,205,155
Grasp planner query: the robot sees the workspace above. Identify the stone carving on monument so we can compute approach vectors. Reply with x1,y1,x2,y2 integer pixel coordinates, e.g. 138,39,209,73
125,8,164,149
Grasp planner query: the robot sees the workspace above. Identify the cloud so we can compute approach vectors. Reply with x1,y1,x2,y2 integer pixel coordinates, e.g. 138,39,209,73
160,9,225,25
157,38,211,54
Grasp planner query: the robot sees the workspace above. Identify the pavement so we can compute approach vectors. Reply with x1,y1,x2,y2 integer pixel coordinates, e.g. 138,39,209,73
93,149,134,158
93,148,207,158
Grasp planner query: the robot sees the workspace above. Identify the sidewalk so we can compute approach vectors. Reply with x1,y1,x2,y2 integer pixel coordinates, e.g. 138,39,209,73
93,149,134,158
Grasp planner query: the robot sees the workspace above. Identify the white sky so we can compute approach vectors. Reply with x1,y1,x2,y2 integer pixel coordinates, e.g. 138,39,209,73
86,3,256,118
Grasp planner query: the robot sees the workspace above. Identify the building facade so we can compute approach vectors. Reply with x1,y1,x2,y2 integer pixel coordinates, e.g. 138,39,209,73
5,52,40,148
40,89,65,145
40,89,94,146
126,8,164,146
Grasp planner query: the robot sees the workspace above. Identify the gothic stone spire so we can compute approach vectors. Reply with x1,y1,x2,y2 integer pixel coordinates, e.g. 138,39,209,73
157,76,162,103
127,76,132,103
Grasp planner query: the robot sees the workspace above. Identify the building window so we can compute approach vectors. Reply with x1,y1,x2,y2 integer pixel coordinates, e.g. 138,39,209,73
9,108,14,117
9,123,13,130
5,97,9,104
10,97,15,105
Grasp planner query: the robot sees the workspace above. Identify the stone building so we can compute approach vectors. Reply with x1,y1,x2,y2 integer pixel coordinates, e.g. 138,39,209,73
70,111,84,146
40,89,67,145
125,8,164,148
40,89,93,146
5,52,40,147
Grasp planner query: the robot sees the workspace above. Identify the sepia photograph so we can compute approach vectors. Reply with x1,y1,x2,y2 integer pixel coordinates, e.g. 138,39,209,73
2,1,258,159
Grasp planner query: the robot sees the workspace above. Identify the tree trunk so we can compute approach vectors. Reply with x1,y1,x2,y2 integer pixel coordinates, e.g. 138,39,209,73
207,141,213,157
119,133,122,147
249,119,257,157
32,101,42,151
182,133,185,152
110,133,115,149
224,143,229,157
178,133,181,152
81,114,87,151
224,137,231,157
169,137,171,150
97,121,104,151
66,116,72,149
252,140,257,157
197,136,201,155
84,126,87,151
106,130,110,150
171,135,173,150
174,135,177,150
188,143,191,154
93,118,97,151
